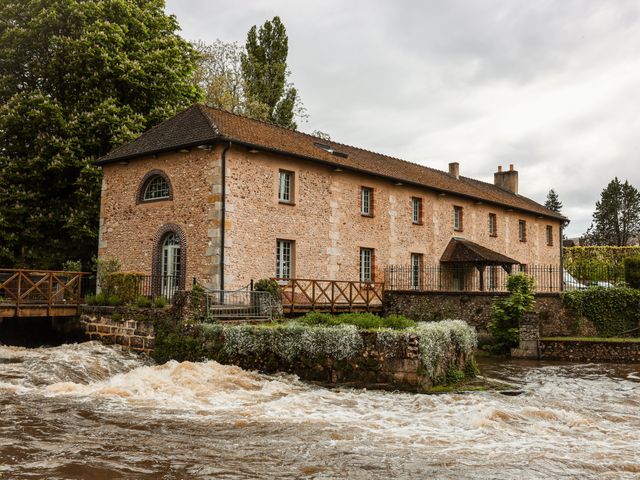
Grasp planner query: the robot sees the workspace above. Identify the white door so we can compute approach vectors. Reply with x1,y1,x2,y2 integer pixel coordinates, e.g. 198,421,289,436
161,233,180,298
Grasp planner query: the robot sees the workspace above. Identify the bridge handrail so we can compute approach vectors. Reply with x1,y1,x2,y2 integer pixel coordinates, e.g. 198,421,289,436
0,269,91,312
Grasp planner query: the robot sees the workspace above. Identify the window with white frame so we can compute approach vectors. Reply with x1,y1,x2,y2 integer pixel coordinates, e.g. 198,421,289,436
360,248,374,282
411,253,423,289
276,239,294,278
453,206,463,231
278,170,294,203
361,187,373,216
143,175,170,201
412,197,422,224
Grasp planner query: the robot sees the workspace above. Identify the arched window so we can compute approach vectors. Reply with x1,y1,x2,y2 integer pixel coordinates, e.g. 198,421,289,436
137,170,173,203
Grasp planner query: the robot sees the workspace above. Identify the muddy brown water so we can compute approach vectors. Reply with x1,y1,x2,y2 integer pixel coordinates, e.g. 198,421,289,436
1,342,639,479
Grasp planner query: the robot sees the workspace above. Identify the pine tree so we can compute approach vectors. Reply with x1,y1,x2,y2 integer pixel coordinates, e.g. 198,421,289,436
241,16,302,129
0,0,201,269
544,189,563,213
585,178,640,246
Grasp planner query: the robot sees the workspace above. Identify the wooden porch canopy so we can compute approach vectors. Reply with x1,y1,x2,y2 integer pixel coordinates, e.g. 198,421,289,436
440,238,520,290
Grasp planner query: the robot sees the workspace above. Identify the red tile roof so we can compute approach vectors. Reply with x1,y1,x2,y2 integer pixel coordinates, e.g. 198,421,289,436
96,104,567,221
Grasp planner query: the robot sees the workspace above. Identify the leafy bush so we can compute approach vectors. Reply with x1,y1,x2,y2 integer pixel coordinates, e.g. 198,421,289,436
135,295,152,308
562,287,640,336
102,271,145,304
62,259,83,272
96,257,121,292
564,246,640,281
83,292,123,306
153,296,168,308
84,293,97,306
296,312,416,330
253,278,281,301
624,256,640,289
487,273,536,353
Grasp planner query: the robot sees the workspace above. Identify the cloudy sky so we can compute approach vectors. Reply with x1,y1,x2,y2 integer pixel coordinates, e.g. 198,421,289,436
166,0,640,237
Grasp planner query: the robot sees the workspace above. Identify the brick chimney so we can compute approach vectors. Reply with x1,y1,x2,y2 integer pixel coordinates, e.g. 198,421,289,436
494,164,518,194
448,162,460,179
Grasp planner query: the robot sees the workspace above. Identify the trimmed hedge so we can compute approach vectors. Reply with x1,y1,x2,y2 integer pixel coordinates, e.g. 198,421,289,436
561,287,640,336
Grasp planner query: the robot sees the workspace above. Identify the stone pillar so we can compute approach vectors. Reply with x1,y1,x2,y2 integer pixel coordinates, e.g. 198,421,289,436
511,312,540,359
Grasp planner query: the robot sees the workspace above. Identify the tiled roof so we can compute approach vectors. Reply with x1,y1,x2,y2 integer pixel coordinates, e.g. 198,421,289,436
440,238,520,264
96,104,567,221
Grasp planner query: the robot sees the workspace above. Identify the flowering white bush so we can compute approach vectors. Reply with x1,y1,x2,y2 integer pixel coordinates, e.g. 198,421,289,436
412,320,477,377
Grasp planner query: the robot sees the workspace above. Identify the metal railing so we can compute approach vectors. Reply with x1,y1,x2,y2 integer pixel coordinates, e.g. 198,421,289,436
384,264,624,293
204,287,275,321
275,278,385,312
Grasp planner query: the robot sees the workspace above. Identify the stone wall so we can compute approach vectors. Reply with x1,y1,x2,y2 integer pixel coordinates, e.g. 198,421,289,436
80,306,165,354
539,340,640,363
384,291,597,336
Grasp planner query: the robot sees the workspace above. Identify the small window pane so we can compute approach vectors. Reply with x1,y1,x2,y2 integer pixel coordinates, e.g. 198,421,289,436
489,213,497,236
361,187,372,215
519,220,527,242
279,171,293,203
360,248,373,282
546,225,553,246
454,206,463,230
411,253,422,289
276,240,293,279
143,176,170,201
412,198,422,224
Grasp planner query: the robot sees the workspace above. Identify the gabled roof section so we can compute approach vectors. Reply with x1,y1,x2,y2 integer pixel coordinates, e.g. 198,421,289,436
440,238,520,265
96,103,567,221
95,105,219,165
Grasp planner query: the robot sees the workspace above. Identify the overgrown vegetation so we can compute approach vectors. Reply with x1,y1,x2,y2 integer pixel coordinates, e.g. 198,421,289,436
152,317,478,387
296,312,416,330
624,256,640,289
562,287,640,337
563,246,640,280
253,278,280,301
487,273,536,354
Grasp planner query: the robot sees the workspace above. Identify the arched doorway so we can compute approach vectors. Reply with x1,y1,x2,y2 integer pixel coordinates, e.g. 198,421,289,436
161,233,181,297
152,224,187,299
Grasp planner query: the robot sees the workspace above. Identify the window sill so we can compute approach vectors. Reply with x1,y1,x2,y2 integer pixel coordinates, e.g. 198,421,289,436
279,200,296,206
454,228,463,232
520,239,527,243
361,213,374,218
489,234,498,238
412,221,423,226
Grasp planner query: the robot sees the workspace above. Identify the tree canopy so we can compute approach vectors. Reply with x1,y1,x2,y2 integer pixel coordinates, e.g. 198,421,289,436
0,0,200,269
194,16,305,129
585,178,640,246
544,189,563,213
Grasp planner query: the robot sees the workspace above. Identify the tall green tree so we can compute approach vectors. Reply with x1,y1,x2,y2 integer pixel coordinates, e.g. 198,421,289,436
241,16,302,129
544,189,563,213
585,177,640,246
0,0,200,269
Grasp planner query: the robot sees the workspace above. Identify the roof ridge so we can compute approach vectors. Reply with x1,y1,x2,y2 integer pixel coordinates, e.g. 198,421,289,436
199,104,461,179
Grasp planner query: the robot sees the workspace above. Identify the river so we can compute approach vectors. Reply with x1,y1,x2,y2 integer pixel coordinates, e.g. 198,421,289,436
1,342,639,479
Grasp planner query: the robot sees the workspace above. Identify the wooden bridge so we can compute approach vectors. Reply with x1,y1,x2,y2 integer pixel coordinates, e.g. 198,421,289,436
0,269,91,318
276,278,384,314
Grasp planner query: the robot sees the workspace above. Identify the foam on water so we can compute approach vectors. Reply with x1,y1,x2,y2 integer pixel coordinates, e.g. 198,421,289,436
2,342,640,479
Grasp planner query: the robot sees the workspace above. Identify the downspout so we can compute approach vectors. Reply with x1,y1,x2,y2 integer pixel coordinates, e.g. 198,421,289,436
219,141,231,291
559,222,565,292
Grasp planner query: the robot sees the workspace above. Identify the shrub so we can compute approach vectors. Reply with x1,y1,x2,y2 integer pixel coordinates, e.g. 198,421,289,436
487,273,536,353
253,278,281,301
153,296,168,308
84,293,97,306
106,294,124,307
562,287,640,336
62,259,83,272
103,271,145,304
135,295,152,308
624,256,640,289
96,257,121,292
296,312,416,330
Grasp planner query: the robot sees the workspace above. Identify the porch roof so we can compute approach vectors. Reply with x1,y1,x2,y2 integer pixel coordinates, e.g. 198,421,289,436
440,238,520,265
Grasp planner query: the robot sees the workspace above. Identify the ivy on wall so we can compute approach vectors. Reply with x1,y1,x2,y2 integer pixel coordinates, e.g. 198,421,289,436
561,287,640,337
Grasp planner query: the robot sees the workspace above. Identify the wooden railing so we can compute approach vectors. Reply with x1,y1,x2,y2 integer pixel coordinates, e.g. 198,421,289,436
0,269,90,317
275,278,384,313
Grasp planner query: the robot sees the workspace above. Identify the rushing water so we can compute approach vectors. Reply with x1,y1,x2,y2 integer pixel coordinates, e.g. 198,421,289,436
1,342,639,479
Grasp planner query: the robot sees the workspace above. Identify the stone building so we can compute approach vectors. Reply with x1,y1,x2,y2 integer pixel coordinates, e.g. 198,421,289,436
95,104,567,293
